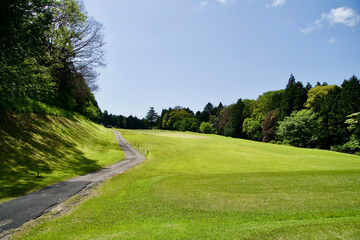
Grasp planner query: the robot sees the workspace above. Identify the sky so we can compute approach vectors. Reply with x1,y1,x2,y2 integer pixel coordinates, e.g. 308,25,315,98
83,0,360,118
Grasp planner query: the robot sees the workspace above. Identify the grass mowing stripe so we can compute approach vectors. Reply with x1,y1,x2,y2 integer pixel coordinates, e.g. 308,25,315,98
12,129,360,239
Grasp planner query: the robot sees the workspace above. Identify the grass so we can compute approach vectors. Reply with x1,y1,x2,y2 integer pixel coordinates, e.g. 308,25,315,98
0,98,78,117
12,129,360,239
0,113,123,202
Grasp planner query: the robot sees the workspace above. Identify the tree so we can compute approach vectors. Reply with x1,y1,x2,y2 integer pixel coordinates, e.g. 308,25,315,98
146,107,158,129
163,109,193,130
305,85,337,108
0,0,104,122
218,106,232,135
277,109,322,148
203,102,214,115
224,99,246,138
199,122,214,134
243,118,263,141
310,76,360,149
262,109,279,142
174,117,198,132
251,90,284,123
0,0,54,101
332,112,360,154
279,74,307,120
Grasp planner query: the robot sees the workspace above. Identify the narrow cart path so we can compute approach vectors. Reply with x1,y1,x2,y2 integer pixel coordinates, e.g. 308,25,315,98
0,130,144,233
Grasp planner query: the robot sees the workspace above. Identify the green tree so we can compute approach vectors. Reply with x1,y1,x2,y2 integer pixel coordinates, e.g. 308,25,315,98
146,107,158,129
224,99,246,138
279,74,307,120
174,117,198,132
243,118,263,141
164,109,193,130
251,90,284,123
0,0,54,101
277,109,322,148
218,106,232,135
199,122,214,134
305,85,337,108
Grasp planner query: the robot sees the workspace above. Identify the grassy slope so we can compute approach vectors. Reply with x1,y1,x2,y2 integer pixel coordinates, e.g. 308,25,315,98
0,113,123,202
14,130,360,239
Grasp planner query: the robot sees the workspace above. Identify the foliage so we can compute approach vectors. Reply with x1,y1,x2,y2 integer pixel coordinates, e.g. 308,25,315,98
262,109,279,142
0,0,104,121
199,121,214,134
174,117,198,132
279,74,308,120
252,90,284,122
305,85,337,108
331,112,360,154
101,111,146,129
218,105,232,135
223,99,246,138
277,109,322,148
163,108,193,130
145,107,159,128
242,117,263,141
310,76,360,149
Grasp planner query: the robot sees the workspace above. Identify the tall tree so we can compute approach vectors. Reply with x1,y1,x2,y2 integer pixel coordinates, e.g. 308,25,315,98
262,109,279,142
146,107,158,129
279,74,307,120
224,99,246,138
0,0,54,101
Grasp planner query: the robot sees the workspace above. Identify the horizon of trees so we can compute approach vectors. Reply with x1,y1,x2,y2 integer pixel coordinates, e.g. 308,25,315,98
102,74,360,155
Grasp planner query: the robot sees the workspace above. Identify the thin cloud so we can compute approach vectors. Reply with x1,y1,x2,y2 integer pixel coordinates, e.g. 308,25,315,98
216,0,237,6
300,7,360,34
329,37,336,45
266,0,286,8
200,1,208,7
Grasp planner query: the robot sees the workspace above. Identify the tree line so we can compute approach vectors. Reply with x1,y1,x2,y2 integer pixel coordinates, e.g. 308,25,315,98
103,74,360,155
0,0,104,121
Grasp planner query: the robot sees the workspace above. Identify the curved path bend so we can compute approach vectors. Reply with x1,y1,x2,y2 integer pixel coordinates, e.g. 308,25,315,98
0,130,144,233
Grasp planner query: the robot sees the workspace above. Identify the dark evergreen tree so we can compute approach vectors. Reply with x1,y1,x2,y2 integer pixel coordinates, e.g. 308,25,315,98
203,102,214,115
146,107,158,129
279,74,308,120
224,99,246,138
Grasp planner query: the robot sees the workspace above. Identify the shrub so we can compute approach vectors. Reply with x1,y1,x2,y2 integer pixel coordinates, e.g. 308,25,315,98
199,122,214,134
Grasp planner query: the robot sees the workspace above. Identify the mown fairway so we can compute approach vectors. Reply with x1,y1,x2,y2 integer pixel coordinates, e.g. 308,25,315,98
14,130,360,239
0,113,123,202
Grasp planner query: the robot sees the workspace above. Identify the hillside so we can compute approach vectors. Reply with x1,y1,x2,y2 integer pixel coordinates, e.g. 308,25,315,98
0,113,123,202
14,129,360,239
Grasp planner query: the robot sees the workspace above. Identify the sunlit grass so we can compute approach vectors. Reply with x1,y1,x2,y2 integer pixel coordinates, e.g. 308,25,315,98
13,129,360,239
0,113,123,202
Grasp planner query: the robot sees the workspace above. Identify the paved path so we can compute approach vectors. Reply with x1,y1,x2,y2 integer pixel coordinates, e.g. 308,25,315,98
0,130,144,233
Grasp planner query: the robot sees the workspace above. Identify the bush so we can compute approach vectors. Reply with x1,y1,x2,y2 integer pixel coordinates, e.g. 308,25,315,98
199,122,214,134
277,109,321,148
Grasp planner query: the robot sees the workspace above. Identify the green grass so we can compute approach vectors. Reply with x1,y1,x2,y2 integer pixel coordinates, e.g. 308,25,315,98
0,113,123,202
0,98,79,117
13,130,360,239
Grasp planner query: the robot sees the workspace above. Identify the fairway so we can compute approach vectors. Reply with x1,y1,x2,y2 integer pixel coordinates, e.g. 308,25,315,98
14,130,360,239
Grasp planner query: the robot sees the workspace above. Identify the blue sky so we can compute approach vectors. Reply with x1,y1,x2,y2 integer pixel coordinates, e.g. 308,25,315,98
83,0,360,118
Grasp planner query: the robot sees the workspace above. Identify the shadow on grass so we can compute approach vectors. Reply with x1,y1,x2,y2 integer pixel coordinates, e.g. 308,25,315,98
0,113,101,200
